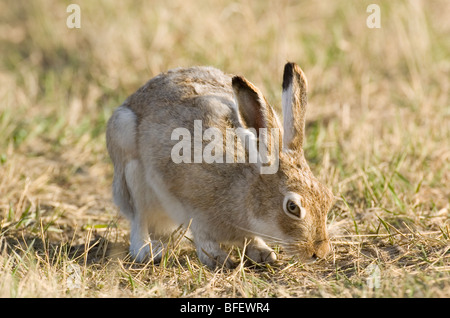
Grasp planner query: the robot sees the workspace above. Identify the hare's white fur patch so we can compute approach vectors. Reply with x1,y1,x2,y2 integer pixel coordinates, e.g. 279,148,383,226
249,218,286,242
281,82,294,151
113,106,137,153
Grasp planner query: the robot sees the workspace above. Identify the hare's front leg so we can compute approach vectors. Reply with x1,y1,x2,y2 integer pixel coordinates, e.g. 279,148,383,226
245,237,277,264
194,232,235,269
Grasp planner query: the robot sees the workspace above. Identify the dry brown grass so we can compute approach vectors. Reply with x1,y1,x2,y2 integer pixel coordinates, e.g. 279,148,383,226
0,0,449,297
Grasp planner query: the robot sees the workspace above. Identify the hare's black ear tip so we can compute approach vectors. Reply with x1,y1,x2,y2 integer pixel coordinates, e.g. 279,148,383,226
232,76,254,92
282,62,296,91
282,62,307,91
232,75,246,87
284,61,297,70
232,75,259,95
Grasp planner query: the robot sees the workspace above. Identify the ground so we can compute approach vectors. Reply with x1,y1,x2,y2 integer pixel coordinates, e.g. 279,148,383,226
0,0,449,297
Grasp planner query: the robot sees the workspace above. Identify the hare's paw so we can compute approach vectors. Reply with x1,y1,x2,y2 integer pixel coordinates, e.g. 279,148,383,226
130,239,165,263
245,238,277,264
196,240,235,269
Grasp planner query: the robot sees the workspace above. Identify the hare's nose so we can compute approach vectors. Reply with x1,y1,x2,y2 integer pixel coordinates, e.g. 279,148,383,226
313,240,330,259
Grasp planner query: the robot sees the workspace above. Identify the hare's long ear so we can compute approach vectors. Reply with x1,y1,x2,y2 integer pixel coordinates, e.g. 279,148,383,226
281,62,308,151
232,76,282,134
232,76,282,174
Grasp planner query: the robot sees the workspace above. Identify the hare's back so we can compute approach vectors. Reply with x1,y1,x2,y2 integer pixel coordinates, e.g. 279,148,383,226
125,66,236,124
122,67,246,211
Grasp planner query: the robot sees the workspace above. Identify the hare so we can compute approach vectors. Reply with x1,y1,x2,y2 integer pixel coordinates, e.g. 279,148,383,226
106,62,334,269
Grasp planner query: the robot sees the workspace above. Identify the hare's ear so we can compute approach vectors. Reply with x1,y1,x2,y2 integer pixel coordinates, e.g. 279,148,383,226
232,76,281,135
281,62,308,151
232,76,282,173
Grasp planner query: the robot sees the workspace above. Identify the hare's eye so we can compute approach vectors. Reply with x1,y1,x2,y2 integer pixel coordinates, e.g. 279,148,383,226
287,200,300,215
283,193,306,220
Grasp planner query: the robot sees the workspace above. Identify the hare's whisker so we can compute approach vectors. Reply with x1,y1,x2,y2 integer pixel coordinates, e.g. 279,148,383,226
230,224,286,244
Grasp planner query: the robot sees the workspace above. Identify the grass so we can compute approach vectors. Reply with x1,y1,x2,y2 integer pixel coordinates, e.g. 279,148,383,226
0,0,449,297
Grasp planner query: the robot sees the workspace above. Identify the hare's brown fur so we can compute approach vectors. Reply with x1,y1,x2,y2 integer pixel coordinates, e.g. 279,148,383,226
106,63,334,268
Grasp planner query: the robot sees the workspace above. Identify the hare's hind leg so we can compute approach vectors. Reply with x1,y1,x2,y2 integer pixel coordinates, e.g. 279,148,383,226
106,106,138,221
125,159,176,263
107,106,175,263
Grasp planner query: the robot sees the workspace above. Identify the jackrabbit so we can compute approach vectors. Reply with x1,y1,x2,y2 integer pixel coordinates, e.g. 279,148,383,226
106,62,334,268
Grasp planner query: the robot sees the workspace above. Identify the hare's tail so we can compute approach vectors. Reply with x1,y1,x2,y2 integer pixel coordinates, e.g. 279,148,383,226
106,105,138,220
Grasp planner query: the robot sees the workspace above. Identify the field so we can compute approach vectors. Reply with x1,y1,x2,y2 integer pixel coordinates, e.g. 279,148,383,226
0,0,449,298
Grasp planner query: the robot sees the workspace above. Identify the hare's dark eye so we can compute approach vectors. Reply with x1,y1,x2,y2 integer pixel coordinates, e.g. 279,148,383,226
283,193,306,220
286,200,300,216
